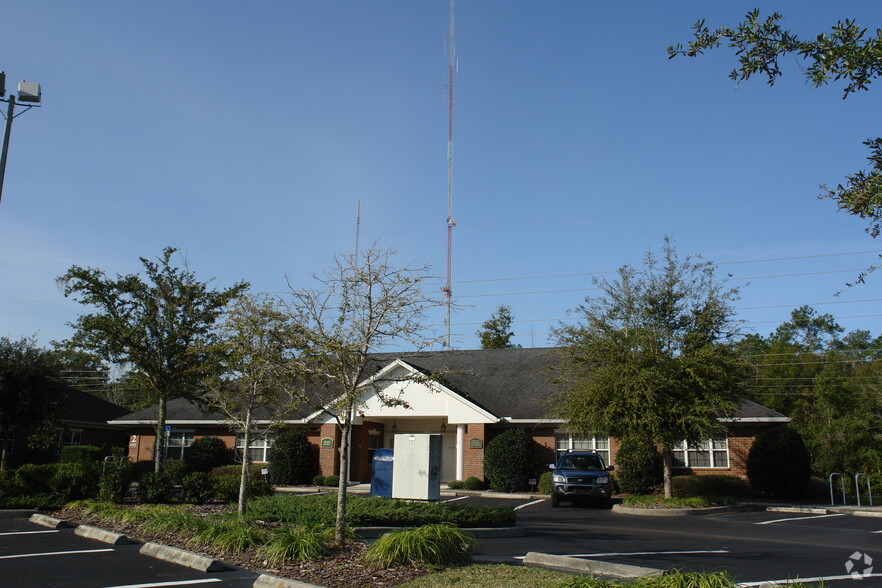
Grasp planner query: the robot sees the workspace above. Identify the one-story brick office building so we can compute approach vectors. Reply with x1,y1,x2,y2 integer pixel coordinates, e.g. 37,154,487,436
111,347,789,483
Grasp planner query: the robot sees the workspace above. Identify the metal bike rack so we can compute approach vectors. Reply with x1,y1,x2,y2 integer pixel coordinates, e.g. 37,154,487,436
855,473,874,507
829,472,846,506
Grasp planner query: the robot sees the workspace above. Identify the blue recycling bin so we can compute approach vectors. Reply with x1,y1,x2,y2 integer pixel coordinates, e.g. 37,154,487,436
370,448,394,498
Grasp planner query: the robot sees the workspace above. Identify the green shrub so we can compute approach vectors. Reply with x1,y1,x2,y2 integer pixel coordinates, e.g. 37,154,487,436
98,461,133,503
211,464,264,478
268,431,317,485
258,525,334,564
181,472,216,503
0,470,23,497
622,495,720,509
190,519,269,554
131,460,156,479
312,475,326,486
324,474,340,487
362,523,477,567
160,459,188,484
538,471,552,494
183,437,231,473
134,471,174,503
462,476,485,491
60,445,102,465
614,437,662,494
446,479,464,489
213,473,273,503
49,463,98,501
672,475,748,499
747,426,812,499
246,493,516,528
560,570,741,587
483,429,535,493
15,464,58,495
142,509,209,534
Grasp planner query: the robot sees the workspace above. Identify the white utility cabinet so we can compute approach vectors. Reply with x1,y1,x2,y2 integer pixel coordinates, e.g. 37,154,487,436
391,433,442,501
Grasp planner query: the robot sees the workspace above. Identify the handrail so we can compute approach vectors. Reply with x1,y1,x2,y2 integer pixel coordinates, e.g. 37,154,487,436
855,473,873,507
829,472,846,506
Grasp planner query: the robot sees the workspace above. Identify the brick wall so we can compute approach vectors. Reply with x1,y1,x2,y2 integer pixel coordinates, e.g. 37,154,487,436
462,424,486,480
317,423,339,477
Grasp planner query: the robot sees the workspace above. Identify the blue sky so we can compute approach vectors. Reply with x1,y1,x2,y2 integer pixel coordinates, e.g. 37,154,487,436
1,1,881,350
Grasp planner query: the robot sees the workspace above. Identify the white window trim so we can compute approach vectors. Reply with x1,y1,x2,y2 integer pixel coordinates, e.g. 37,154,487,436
672,438,730,469
235,432,275,464
555,433,610,463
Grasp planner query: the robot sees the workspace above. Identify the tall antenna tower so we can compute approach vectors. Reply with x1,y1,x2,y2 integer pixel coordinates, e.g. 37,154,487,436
443,0,456,349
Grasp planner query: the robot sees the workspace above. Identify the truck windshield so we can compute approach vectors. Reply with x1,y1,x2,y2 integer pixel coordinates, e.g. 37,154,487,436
558,455,603,471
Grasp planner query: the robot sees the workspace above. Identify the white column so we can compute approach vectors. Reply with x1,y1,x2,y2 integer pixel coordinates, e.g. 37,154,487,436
456,424,465,480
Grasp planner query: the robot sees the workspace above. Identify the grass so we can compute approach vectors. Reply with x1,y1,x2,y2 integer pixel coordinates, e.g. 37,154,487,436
257,524,335,564
189,519,269,554
141,509,209,534
362,523,477,567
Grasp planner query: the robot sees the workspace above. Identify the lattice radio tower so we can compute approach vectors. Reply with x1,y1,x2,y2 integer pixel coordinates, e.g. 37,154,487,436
443,0,456,349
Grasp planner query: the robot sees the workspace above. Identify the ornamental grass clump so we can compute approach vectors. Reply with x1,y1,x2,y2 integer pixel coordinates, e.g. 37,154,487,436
190,519,269,554
141,509,209,534
258,525,335,564
362,523,477,567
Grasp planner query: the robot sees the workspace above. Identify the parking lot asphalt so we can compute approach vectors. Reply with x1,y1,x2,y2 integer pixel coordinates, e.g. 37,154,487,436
453,495,882,586
0,516,258,588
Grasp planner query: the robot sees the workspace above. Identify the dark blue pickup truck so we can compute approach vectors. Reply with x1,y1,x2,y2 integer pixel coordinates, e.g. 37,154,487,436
549,451,614,508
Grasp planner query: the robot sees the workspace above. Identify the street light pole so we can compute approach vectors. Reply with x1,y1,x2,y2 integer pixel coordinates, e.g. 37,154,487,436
0,96,17,206
0,72,42,207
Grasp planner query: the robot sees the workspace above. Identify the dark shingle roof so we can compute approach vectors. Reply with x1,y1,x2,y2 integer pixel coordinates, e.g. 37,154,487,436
113,347,787,423
60,386,130,424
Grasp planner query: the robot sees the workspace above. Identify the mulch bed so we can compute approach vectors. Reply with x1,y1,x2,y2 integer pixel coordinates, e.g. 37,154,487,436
50,503,436,587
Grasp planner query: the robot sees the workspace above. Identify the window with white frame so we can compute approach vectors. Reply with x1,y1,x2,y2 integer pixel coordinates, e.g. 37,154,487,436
165,431,194,460
55,429,83,455
555,433,610,464
236,432,275,463
671,439,729,468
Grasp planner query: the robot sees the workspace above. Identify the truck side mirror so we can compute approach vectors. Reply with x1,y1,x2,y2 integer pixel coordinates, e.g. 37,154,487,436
605,466,615,472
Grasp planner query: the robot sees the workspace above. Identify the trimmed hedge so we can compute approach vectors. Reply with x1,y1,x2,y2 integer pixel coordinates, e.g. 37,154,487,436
614,437,663,495
247,493,516,528
184,437,231,473
268,431,316,485
60,445,102,465
483,429,535,493
671,475,748,499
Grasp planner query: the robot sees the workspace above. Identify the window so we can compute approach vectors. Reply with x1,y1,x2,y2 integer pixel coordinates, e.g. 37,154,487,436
672,439,729,468
165,431,194,460
236,432,275,464
555,433,610,464
55,429,83,455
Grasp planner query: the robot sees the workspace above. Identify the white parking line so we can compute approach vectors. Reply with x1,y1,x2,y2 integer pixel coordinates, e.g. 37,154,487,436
514,549,729,560
104,579,223,588
514,499,545,511
755,513,847,525
0,548,114,559
0,530,59,536
442,496,470,503
738,572,882,586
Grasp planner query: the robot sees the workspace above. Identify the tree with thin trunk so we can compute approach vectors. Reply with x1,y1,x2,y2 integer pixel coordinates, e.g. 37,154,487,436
202,292,301,516
551,239,750,497
283,244,442,543
59,247,247,472
0,337,65,471
477,305,521,349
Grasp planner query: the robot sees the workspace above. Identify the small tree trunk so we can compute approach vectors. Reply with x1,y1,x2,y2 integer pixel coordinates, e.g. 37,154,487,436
153,398,168,473
661,446,674,499
238,409,253,516
334,420,351,544
0,425,9,472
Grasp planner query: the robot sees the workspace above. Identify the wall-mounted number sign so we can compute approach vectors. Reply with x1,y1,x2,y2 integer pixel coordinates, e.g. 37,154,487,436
468,438,483,449
321,437,334,448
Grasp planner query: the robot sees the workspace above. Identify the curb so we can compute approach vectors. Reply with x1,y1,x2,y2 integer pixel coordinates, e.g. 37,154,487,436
74,524,130,545
523,552,663,579
29,513,68,529
611,504,751,517
354,526,525,539
254,573,325,588
140,541,226,572
0,509,37,520
765,506,828,514
853,510,882,518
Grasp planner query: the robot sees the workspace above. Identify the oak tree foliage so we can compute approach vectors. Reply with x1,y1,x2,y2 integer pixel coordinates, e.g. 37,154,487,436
58,247,247,472
669,10,882,285
551,240,749,497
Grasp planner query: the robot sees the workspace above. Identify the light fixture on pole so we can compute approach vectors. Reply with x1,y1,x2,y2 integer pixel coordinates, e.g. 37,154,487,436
0,72,42,206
